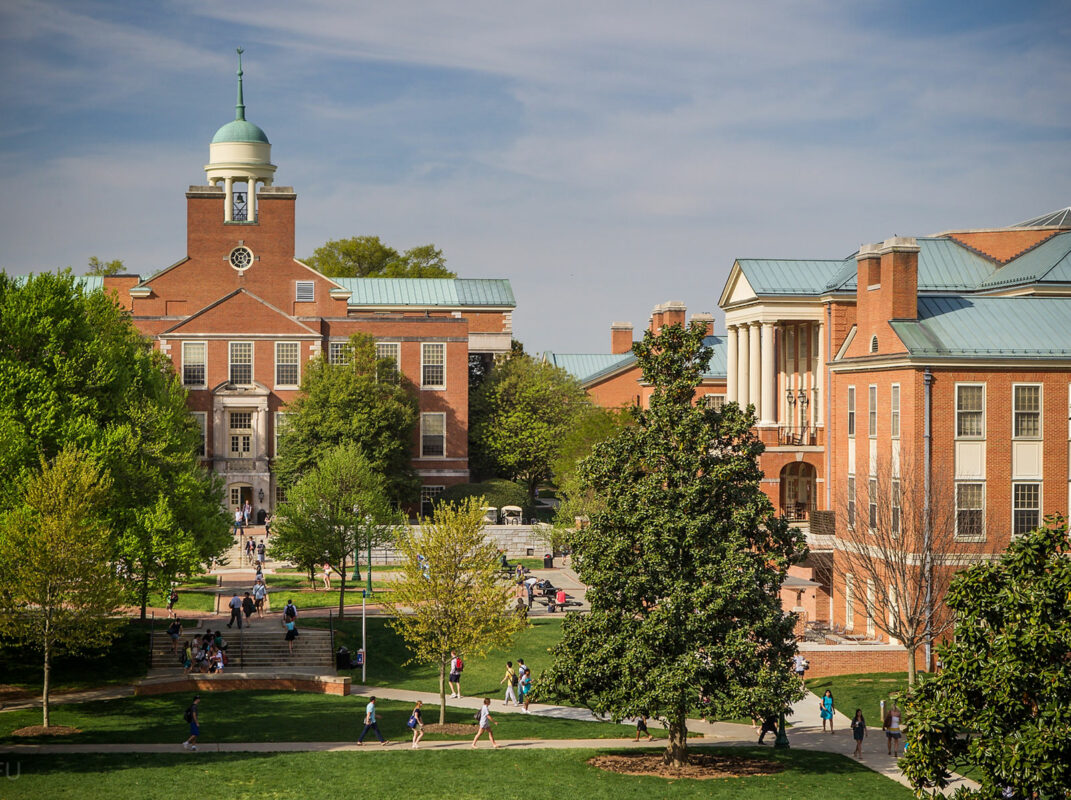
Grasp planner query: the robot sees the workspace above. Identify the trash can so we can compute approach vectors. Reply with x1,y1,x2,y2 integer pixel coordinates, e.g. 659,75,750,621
336,646,351,669
543,553,554,568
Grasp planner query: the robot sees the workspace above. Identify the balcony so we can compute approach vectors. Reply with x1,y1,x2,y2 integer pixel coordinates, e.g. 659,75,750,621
777,425,817,447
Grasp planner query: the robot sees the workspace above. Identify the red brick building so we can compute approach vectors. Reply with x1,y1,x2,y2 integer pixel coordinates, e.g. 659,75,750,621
100,60,514,518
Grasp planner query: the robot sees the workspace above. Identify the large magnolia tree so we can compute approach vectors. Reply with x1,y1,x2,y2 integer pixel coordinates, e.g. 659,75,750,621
541,321,806,766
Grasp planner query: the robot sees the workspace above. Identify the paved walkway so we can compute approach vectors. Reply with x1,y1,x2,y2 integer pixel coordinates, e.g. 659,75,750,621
0,679,976,795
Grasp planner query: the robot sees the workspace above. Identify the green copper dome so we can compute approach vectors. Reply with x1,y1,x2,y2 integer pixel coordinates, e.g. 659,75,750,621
211,48,269,144
212,119,270,144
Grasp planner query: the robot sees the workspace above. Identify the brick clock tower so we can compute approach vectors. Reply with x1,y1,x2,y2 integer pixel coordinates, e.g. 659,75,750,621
113,51,517,518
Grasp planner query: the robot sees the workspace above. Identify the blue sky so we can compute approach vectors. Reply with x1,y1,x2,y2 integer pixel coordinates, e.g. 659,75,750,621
1,1,1069,354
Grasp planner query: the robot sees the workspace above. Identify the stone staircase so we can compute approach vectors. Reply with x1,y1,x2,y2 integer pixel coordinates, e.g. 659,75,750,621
151,623,335,675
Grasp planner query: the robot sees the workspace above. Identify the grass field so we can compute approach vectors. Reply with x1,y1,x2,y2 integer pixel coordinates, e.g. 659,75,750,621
0,748,914,800
805,673,912,723
0,691,637,744
303,616,564,699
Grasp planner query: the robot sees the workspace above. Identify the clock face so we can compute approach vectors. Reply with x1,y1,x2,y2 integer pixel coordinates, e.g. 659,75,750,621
229,246,254,272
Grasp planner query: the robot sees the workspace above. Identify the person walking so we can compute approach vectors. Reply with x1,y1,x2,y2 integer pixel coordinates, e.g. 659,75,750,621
257,540,266,567
819,689,835,733
448,650,463,698
358,696,387,745
883,703,902,756
500,661,518,706
253,578,267,618
284,615,298,655
851,708,867,757
226,593,243,629
241,592,255,626
634,715,654,742
263,512,272,536
284,599,298,621
471,698,499,748
408,699,425,749
793,653,808,680
167,619,183,653
242,500,252,527
757,713,778,744
182,695,200,751
166,587,180,619
245,538,256,566
232,506,244,536
322,562,332,591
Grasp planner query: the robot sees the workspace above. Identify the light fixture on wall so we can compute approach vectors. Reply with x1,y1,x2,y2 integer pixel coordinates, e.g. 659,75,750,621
798,389,809,409
786,388,796,406
258,488,265,504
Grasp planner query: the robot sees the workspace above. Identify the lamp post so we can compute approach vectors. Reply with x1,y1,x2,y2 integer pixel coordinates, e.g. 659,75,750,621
351,506,361,582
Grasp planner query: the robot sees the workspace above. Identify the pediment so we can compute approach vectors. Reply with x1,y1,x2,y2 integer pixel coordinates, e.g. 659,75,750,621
718,263,757,308
161,290,320,337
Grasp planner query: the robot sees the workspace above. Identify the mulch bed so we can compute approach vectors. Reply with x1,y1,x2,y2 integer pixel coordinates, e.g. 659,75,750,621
422,723,478,735
12,725,82,737
588,752,785,780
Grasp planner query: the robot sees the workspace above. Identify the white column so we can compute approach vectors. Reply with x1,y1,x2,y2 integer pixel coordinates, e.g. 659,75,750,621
737,323,750,408
224,177,234,222
726,326,738,404
749,323,761,420
248,176,257,221
760,322,776,426
816,320,825,427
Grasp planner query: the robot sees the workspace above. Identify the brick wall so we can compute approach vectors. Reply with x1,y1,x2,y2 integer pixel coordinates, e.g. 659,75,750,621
798,643,912,678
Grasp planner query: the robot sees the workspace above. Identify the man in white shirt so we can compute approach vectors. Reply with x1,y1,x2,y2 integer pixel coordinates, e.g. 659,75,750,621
226,593,243,629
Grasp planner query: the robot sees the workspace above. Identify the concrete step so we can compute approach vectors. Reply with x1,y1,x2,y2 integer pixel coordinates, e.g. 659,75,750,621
150,629,335,670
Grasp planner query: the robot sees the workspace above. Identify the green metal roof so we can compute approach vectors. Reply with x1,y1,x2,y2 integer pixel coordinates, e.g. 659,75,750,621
977,230,1071,290
335,278,516,308
825,238,997,293
890,296,1071,358
736,259,846,295
212,119,270,144
546,335,728,385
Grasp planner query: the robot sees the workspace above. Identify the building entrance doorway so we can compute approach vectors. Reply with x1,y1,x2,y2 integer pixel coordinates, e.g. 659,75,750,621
229,484,253,512
780,462,816,520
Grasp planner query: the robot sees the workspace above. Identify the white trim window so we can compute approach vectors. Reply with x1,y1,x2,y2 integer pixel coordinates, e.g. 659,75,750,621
956,482,985,541
891,384,900,439
275,341,300,387
847,386,856,437
891,479,901,537
328,341,351,365
191,411,207,458
868,385,877,437
182,341,207,388
704,394,726,411
421,343,445,388
868,477,878,529
866,579,875,637
955,384,984,438
1013,384,1041,439
420,412,446,457
377,342,400,382
229,342,253,385
274,412,289,459
1012,482,1041,535
845,573,855,630
420,485,445,518
228,410,253,458
846,475,856,529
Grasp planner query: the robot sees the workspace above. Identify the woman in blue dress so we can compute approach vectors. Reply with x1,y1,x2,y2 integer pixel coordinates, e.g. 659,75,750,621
820,689,835,733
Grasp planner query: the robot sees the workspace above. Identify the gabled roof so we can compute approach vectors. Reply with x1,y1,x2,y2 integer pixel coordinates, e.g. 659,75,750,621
160,289,320,336
732,259,846,297
336,278,515,308
889,296,1071,358
545,335,728,385
976,230,1071,290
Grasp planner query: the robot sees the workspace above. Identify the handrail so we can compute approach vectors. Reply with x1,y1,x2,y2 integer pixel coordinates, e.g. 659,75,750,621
148,612,156,669
328,609,335,657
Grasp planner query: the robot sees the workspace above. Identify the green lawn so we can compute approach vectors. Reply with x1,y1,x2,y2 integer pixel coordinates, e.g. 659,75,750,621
303,616,564,699
0,691,641,744
805,673,913,722
0,748,914,800
0,619,163,693
147,589,218,613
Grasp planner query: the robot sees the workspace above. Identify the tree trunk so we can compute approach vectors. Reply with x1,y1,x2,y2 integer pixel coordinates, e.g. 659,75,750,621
439,661,447,725
906,643,918,685
42,639,51,729
338,555,346,619
139,565,149,621
664,713,688,767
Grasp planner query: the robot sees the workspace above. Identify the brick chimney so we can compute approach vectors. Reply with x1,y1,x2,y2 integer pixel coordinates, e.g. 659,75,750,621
690,312,715,336
650,303,665,333
661,301,687,328
611,321,634,354
855,236,918,357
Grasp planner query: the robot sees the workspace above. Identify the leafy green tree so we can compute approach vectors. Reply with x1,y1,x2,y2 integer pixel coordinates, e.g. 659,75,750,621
901,516,1071,798
0,271,231,617
540,321,806,767
86,256,124,276
385,498,526,723
438,478,528,511
552,405,634,529
270,444,399,618
470,354,589,502
0,448,125,728
303,236,455,278
276,333,419,505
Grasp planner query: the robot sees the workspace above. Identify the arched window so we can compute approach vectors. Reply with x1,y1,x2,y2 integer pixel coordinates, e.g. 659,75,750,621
870,335,878,354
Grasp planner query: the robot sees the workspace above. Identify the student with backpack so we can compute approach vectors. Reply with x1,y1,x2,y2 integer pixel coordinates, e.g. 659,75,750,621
408,699,425,749
448,650,464,698
182,696,200,751
500,661,518,706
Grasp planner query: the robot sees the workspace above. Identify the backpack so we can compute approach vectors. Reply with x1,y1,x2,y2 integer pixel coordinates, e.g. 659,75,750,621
455,657,464,672
183,705,194,723
511,673,519,687
407,714,418,729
